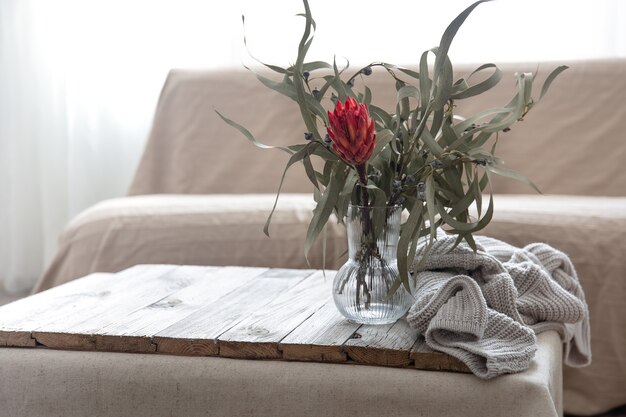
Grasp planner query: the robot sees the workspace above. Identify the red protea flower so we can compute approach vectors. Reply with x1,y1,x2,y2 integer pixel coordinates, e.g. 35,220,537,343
327,97,376,166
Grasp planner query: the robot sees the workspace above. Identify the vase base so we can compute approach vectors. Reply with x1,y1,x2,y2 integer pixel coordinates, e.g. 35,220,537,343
338,302,408,325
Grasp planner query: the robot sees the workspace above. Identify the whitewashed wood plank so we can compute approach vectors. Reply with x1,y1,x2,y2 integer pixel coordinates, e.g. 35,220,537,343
0,272,114,329
0,265,175,333
279,298,361,362
93,266,268,352
0,272,113,347
32,265,204,349
218,270,331,359
154,268,312,356
343,319,418,367
0,266,168,347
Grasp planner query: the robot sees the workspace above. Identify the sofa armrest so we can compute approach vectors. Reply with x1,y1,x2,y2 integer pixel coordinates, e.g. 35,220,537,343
34,194,347,293
481,194,626,415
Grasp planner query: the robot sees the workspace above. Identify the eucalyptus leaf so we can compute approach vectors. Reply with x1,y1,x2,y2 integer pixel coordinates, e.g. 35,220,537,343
264,142,318,236
222,0,567,302
397,203,423,293
304,163,347,261
452,63,502,100
486,164,542,193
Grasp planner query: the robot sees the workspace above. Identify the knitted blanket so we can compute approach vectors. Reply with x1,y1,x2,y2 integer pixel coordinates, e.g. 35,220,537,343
406,233,591,379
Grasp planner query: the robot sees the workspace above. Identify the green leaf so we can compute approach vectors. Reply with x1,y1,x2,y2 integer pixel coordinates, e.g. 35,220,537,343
397,67,421,80
330,57,356,101
433,0,492,88
419,50,432,119
397,85,420,103
430,109,444,137
364,86,372,107
242,68,328,125
336,171,358,224
369,105,393,128
397,203,423,294
264,142,319,236
486,164,542,194
215,110,291,154
302,153,320,190
432,48,454,110
293,0,323,140
241,15,287,74
540,65,569,100
452,107,512,137
304,163,347,261
372,129,394,158
452,63,502,100
396,80,410,121
420,128,444,157
286,60,332,73
437,193,494,233
410,237,434,274
426,175,437,239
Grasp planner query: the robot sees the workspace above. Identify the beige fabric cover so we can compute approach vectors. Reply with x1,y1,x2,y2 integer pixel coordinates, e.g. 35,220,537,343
0,332,562,417
482,195,626,415
130,59,626,197
34,193,626,415
36,194,346,293
36,59,626,415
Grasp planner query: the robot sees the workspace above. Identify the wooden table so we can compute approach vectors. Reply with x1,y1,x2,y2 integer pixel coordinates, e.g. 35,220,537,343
0,264,467,372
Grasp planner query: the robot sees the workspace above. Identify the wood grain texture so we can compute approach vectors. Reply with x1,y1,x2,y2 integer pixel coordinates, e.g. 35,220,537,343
218,270,329,359
0,265,470,373
344,319,418,367
0,271,117,347
279,297,360,362
94,266,267,353
31,265,195,349
154,268,310,356
411,337,471,373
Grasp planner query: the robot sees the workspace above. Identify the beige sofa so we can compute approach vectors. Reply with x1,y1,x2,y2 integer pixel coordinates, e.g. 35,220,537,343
35,59,626,416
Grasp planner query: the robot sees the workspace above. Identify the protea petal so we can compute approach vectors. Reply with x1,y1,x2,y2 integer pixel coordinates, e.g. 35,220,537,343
326,98,376,166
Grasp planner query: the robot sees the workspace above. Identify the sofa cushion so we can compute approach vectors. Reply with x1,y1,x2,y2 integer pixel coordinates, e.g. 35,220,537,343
36,194,347,293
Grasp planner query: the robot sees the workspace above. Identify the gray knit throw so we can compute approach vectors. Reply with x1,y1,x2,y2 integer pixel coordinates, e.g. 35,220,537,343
406,232,591,379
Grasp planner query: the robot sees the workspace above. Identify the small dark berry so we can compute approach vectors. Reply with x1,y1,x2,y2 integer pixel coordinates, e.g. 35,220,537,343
405,175,416,186
503,127,511,132
346,79,354,88
464,123,477,133
392,179,402,191
361,66,372,76
396,196,406,205
474,159,487,166
304,132,314,141
430,160,444,169
324,134,332,144
303,71,310,81
312,88,320,99
416,182,426,201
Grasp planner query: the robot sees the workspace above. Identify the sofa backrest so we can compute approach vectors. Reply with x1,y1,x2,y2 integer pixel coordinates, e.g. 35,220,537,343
129,59,626,197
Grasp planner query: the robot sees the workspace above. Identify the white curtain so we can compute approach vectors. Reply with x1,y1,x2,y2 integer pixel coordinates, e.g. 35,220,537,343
1,0,624,294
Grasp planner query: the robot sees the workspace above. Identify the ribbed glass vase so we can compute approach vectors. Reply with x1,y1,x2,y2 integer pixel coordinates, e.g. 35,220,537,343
333,204,413,325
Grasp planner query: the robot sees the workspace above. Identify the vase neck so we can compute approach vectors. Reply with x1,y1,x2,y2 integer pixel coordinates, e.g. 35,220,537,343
346,205,401,261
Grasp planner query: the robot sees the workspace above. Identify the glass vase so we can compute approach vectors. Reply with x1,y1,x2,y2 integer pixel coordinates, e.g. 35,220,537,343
333,204,413,325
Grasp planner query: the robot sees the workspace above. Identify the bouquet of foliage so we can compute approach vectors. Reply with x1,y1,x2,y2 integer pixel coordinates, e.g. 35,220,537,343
218,0,566,300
